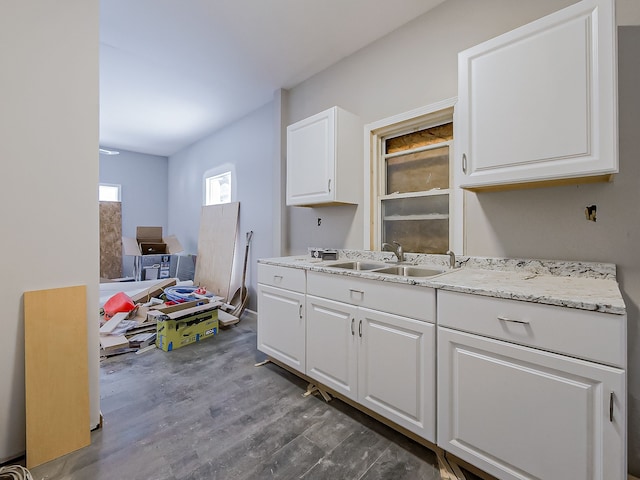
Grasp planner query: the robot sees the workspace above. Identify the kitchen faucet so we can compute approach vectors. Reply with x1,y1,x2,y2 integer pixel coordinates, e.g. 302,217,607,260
446,250,456,269
382,241,404,262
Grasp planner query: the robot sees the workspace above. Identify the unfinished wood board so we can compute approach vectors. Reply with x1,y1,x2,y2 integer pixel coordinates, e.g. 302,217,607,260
24,285,90,468
100,201,122,279
99,311,128,335
99,334,129,351
194,202,239,300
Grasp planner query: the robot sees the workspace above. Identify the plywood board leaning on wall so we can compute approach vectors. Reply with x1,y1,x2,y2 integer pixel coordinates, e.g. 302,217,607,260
194,202,240,301
99,201,122,279
24,285,90,468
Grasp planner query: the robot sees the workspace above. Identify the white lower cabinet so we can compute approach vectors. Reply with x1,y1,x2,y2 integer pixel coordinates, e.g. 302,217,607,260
257,265,306,372
306,271,436,442
437,291,626,480
306,295,358,400
258,263,626,479
357,306,435,441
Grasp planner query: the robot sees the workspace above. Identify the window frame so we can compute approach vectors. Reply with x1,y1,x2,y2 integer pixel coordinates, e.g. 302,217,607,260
363,98,464,254
203,164,236,206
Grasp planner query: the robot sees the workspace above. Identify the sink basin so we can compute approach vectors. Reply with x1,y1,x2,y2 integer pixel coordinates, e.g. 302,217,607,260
373,265,444,277
325,260,387,271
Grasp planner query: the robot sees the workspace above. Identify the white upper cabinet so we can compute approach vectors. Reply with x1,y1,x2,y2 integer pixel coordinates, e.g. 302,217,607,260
286,106,362,206
456,0,617,190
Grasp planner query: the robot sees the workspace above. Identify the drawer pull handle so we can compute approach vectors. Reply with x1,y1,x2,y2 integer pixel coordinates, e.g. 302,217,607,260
610,391,615,422
273,275,283,281
349,289,364,295
351,318,355,336
497,315,530,325
358,319,363,337
462,153,468,174
299,304,303,319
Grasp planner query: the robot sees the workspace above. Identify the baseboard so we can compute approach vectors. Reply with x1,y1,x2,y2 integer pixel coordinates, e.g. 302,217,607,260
242,308,257,321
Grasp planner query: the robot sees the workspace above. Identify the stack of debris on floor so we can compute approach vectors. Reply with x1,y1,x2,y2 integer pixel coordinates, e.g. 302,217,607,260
99,278,239,357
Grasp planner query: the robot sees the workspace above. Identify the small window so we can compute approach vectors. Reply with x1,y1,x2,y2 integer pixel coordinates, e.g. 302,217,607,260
379,123,453,254
365,98,463,255
205,171,232,206
99,183,121,202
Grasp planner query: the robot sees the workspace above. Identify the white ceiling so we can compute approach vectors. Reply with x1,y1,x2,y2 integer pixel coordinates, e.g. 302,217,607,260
100,0,640,157
99,0,446,157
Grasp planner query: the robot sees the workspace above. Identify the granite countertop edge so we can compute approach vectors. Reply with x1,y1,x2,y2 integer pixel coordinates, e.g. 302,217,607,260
258,251,626,315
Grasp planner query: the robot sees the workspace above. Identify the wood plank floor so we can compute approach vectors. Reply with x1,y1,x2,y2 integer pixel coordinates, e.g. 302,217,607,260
30,315,480,480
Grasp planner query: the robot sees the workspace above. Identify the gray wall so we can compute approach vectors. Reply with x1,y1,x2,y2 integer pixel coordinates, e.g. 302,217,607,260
167,102,275,311
0,0,99,462
285,0,580,254
283,0,640,474
99,148,169,276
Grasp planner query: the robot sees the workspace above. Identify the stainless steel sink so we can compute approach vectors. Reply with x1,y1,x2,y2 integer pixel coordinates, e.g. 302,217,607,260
325,260,387,271
373,265,444,277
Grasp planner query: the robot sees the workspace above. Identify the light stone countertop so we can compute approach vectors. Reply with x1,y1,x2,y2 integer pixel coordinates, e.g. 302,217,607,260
258,250,626,315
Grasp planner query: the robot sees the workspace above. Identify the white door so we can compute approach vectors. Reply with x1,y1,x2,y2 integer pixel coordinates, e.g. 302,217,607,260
306,295,358,400
257,284,306,373
358,308,436,442
286,108,335,205
457,0,617,188
438,327,625,480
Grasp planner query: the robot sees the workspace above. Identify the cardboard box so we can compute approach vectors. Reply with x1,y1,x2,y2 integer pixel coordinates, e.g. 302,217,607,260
122,226,184,256
151,301,220,352
122,227,184,280
134,254,177,281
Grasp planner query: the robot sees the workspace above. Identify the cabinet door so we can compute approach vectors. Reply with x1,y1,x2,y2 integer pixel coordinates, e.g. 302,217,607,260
358,308,436,442
457,0,616,189
438,327,625,480
286,108,335,205
257,284,306,373
306,295,358,401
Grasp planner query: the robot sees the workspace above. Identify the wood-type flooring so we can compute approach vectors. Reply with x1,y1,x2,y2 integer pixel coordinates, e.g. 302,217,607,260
30,315,481,480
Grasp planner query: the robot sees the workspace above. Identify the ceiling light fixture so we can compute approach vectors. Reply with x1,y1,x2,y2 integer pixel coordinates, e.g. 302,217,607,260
99,148,120,155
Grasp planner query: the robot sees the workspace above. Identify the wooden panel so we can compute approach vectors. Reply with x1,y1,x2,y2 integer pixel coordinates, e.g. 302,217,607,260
24,285,90,468
386,122,453,154
194,202,239,300
99,201,122,279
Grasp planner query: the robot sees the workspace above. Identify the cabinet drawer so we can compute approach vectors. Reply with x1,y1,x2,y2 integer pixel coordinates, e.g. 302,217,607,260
257,264,306,293
438,290,625,367
307,271,435,322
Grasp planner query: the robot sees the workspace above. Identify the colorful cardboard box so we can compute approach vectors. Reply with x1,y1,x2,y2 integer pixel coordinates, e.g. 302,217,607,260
122,226,184,281
150,301,220,352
